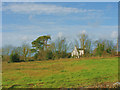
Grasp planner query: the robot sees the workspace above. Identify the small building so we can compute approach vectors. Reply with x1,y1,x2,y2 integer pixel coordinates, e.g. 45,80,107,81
71,46,84,58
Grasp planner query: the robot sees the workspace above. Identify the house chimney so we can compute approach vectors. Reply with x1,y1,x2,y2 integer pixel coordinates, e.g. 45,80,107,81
75,45,77,50
75,45,77,48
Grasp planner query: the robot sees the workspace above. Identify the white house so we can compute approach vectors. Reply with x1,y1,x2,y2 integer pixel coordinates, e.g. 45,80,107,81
71,46,84,58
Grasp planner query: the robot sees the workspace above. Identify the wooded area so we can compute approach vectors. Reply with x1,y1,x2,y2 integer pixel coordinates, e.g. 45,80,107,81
1,33,118,62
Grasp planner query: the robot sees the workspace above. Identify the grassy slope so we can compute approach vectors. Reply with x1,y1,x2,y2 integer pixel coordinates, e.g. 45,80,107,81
2,57,118,88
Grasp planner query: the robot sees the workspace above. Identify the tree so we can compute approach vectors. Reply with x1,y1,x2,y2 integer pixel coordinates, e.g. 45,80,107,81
21,43,30,61
2,45,14,56
78,33,88,50
0,48,2,56
10,52,20,62
43,35,51,50
117,39,118,55
2,45,15,61
93,39,116,57
31,35,51,60
57,37,67,52
74,39,79,49
45,50,53,60
93,40,105,56
78,33,92,56
85,39,92,56
48,37,70,59
32,35,51,51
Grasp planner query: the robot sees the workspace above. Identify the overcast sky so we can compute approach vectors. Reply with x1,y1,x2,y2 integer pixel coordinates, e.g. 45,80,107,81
2,2,118,48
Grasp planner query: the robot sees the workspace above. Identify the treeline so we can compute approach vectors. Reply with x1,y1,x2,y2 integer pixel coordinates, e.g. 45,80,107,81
2,44,32,62
74,33,117,57
31,35,71,60
2,33,118,62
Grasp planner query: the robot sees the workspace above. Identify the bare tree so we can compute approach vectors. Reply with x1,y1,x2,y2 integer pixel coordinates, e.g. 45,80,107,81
85,39,92,55
2,45,14,56
49,37,70,59
78,33,88,50
21,43,31,61
78,33,92,56
74,39,79,48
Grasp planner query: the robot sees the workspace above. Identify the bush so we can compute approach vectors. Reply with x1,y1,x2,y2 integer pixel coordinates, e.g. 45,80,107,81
34,53,38,60
10,53,20,62
67,53,71,58
2,55,10,62
45,50,53,60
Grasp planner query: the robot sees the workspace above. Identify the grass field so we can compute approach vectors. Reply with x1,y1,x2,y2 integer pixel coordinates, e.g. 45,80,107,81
2,57,118,88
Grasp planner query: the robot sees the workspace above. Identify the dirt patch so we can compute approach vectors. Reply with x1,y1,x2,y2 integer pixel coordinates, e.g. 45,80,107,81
86,82,119,88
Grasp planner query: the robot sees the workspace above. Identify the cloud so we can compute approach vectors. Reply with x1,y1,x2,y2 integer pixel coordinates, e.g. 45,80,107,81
0,2,2,12
81,30,87,34
21,36,29,41
106,4,115,11
2,32,36,47
3,3,102,15
77,30,87,36
2,24,117,47
57,32,63,38
28,15,33,20
3,24,48,34
111,31,118,39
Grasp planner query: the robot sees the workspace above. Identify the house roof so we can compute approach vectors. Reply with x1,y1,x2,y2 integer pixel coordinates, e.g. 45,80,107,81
71,46,84,52
77,48,84,50
71,48,84,53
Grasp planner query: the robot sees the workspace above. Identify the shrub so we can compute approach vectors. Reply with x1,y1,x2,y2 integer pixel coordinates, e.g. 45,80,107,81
10,53,20,62
34,53,38,60
45,50,53,60
2,55,10,62
67,53,71,58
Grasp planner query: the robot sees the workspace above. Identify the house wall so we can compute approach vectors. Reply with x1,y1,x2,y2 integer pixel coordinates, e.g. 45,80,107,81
71,46,78,57
79,50,84,56
71,46,84,58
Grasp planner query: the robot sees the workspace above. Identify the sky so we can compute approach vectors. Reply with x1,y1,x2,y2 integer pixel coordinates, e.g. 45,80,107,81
2,2,118,48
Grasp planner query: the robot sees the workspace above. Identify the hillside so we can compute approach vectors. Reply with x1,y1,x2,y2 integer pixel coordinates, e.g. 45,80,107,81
2,57,118,88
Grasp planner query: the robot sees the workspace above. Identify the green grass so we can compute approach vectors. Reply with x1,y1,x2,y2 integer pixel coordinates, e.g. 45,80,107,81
2,57,118,88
